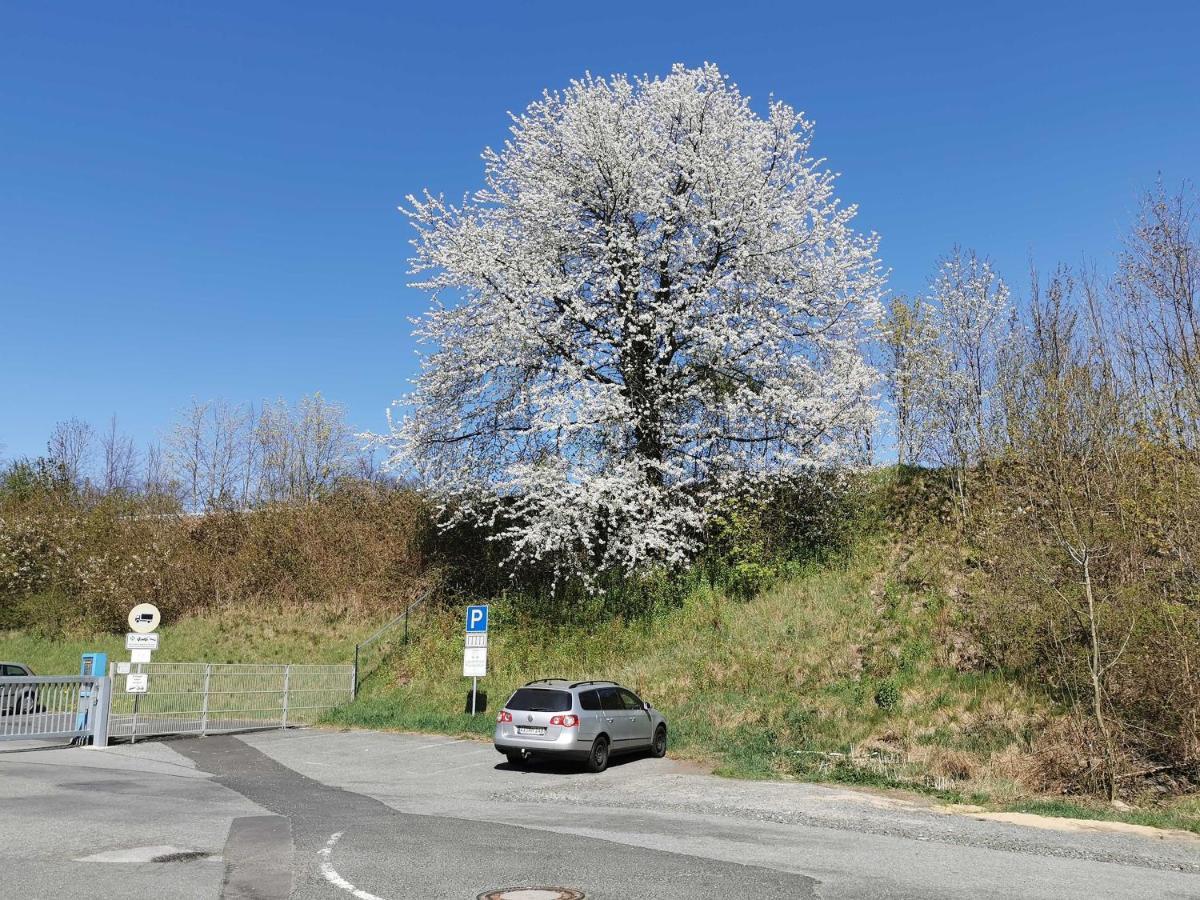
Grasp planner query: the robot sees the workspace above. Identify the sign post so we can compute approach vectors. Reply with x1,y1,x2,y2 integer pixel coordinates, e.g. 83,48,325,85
126,604,161,744
464,605,489,715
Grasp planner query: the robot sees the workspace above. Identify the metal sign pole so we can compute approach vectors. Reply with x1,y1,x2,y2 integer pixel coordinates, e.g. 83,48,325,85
131,662,141,745
471,676,478,716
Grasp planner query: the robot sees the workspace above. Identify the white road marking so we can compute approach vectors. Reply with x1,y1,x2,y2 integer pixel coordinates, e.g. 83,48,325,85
417,757,501,775
396,737,470,753
317,832,388,900
301,739,475,768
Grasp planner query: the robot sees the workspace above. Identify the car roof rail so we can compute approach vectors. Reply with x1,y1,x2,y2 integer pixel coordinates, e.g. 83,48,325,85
522,678,567,686
568,680,616,689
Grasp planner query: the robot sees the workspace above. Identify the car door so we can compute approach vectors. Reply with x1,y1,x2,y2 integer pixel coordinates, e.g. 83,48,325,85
596,686,626,745
618,688,653,748
576,689,604,741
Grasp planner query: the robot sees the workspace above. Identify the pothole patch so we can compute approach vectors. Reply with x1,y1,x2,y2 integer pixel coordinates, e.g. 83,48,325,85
77,845,216,864
478,889,585,900
151,850,213,863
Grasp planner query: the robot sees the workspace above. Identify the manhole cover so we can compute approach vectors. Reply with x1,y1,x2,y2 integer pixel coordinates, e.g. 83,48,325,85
478,889,585,900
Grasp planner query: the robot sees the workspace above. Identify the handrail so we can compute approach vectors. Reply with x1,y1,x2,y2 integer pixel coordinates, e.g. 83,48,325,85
353,589,433,697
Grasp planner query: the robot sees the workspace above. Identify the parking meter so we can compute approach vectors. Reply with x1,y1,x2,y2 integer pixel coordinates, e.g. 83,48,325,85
76,652,108,733
80,652,107,679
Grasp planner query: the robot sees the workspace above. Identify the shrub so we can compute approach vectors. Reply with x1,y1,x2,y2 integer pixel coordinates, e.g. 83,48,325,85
874,679,901,711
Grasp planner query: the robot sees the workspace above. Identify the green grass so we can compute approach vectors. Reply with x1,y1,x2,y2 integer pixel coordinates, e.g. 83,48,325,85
337,536,1050,799
0,605,378,673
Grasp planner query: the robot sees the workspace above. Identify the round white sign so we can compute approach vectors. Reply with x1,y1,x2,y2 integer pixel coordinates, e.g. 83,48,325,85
128,603,162,634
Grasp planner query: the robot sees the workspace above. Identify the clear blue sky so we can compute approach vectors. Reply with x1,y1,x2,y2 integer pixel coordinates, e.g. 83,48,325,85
2,2,1197,461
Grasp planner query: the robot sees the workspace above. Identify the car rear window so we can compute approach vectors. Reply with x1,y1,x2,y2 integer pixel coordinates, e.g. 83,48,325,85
505,688,572,712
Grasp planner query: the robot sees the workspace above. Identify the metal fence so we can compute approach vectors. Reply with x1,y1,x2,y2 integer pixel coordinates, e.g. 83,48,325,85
108,663,354,741
0,676,110,744
354,589,431,695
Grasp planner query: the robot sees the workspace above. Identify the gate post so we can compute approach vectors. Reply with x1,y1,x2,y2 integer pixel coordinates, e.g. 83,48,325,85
281,665,291,729
200,664,212,735
90,677,112,748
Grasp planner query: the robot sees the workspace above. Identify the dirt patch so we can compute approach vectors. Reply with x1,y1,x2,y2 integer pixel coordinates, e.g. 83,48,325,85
939,805,1200,844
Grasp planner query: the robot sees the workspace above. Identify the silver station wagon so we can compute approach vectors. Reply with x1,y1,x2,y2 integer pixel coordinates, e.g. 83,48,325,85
494,679,668,772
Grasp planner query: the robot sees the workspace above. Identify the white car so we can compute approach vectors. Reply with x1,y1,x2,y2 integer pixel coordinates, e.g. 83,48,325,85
0,662,38,716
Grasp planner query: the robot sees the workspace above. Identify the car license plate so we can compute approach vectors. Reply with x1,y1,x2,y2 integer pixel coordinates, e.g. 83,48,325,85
516,726,545,735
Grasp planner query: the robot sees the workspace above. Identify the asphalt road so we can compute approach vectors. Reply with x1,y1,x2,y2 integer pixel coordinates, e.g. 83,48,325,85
1,729,1197,899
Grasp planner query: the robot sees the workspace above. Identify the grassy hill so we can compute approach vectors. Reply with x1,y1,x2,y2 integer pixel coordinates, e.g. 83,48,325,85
0,604,375,671
331,528,1199,833
338,534,1044,789
4,470,1197,834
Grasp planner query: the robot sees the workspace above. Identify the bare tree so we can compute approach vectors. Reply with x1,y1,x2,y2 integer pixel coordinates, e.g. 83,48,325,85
47,417,94,488
168,400,207,510
1113,180,1199,441
255,394,353,503
142,441,180,506
882,295,943,466
167,399,249,510
293,393,353,502
254,399,294,503
100,415,139,495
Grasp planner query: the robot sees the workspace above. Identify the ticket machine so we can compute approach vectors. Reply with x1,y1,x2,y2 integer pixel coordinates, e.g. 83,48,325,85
75,651,108,734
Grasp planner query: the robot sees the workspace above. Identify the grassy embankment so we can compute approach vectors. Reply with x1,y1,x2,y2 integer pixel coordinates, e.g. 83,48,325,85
0,605,374,671
330,531,1199,835
3,488,1196,835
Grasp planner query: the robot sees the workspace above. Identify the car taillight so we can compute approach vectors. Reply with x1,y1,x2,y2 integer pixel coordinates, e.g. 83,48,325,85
497,710,512,723
549,714,579,727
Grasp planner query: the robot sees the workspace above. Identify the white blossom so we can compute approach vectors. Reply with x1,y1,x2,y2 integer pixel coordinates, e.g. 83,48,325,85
385,63,884,579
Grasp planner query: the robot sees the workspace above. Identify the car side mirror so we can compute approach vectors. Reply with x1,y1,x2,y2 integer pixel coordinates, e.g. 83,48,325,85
642,701,651,711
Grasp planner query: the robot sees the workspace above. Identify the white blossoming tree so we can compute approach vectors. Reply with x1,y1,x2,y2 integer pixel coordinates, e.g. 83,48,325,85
925,248,1015,470
388,63,884,580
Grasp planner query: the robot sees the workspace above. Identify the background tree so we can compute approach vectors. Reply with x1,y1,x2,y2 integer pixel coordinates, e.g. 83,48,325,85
47,417,94,489
929,248,1014,467
167,398,249,510
390,63,884,579
881,295,943,466
1113,180,1199,441
256,393,354,503
100,415,139,495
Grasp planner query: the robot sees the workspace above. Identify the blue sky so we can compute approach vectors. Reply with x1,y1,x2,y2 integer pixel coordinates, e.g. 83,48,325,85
2,2,1197,461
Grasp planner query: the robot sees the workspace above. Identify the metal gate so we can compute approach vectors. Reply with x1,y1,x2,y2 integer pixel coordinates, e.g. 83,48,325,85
0,675,111,745
108,663,354,740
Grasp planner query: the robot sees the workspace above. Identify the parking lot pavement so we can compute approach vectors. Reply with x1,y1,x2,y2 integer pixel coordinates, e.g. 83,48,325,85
2,728,1199,899
0,741,267,899
239,728,1200,899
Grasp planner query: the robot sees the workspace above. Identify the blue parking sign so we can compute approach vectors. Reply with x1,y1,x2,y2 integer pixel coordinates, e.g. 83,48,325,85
465,604,489,633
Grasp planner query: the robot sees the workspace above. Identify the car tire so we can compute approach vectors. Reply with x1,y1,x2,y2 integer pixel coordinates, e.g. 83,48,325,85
651,725,667,758
586,736,610,773
18,692,34,715
505,751,527,768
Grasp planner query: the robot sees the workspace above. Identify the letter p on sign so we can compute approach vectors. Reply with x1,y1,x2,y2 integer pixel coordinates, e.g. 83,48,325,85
465,604,489,633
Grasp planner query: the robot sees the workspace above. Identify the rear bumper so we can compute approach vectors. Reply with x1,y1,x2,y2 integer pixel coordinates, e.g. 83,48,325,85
494,741,592,761
494,726,593,760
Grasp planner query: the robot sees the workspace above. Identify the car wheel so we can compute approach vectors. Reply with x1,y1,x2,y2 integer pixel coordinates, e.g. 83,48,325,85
505,751,527,768
651,725,667,758
18,692,34,715
586,736,610,773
